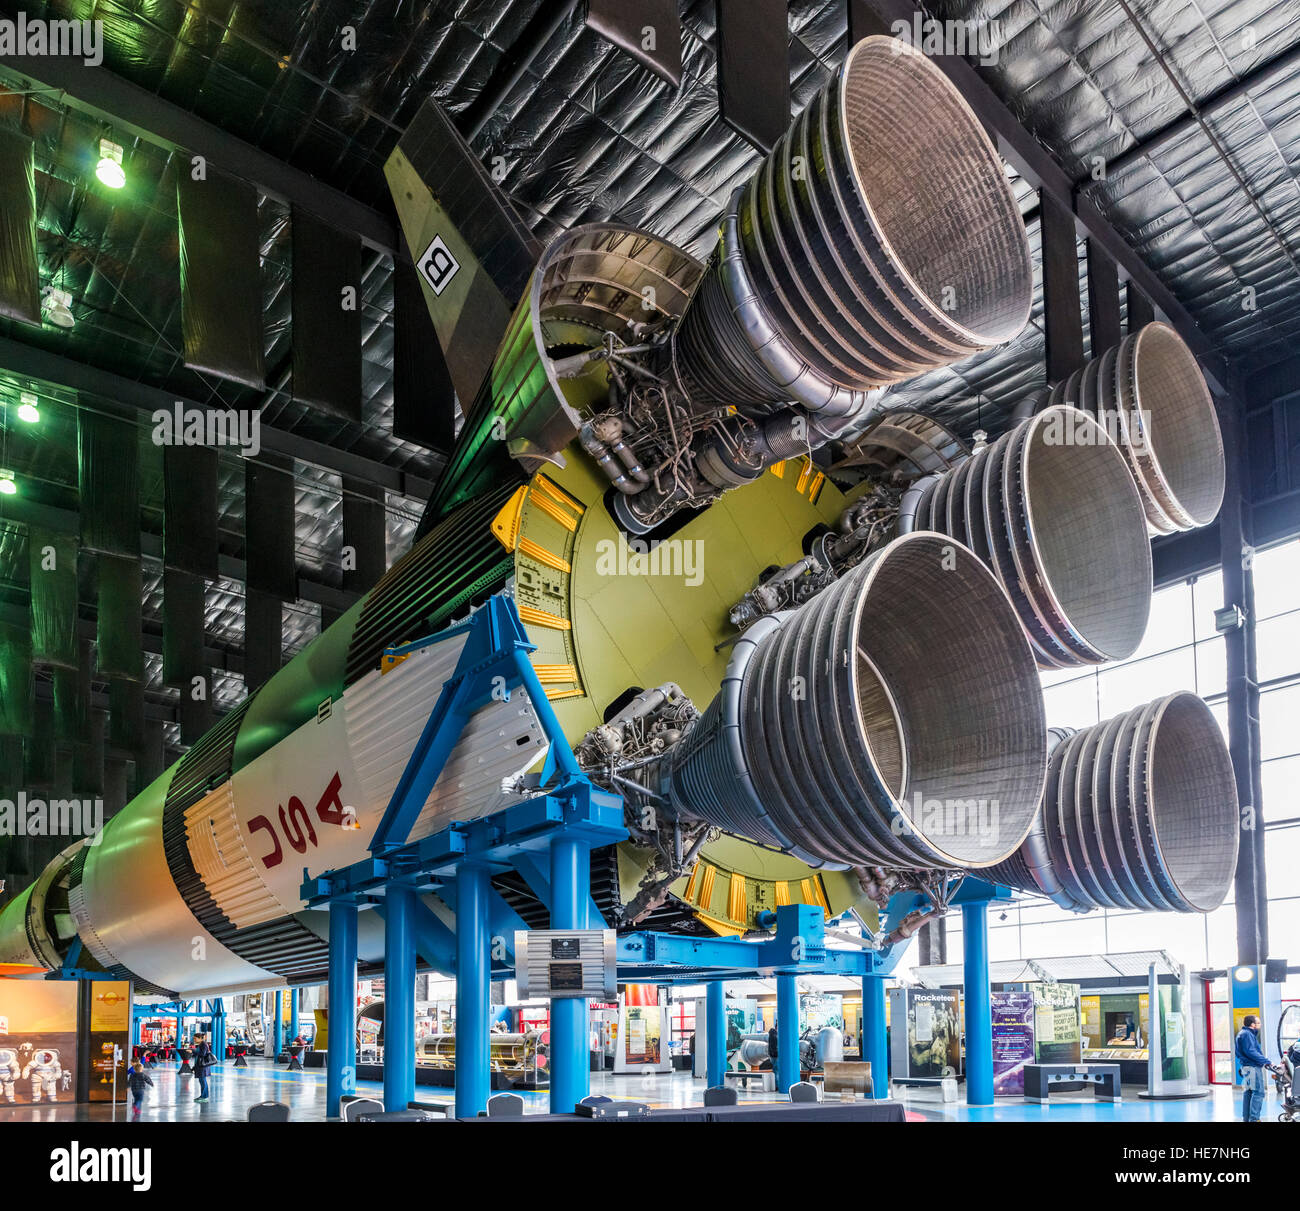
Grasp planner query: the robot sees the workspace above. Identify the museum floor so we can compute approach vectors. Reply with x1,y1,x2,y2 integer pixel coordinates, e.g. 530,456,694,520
0,1061,1267,1123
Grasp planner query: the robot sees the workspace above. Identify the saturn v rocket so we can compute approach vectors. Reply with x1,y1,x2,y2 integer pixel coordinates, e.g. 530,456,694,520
0,38,1239,999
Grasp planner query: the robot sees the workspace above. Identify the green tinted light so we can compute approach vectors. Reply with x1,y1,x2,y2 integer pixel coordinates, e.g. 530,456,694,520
96,156,126,189
17,401,39,424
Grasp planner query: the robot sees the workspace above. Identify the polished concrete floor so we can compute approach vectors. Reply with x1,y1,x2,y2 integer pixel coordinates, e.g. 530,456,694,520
0,1059,1269,1122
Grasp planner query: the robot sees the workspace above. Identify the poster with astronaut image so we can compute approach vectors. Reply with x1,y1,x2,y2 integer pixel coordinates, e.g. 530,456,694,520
0,979,78,1106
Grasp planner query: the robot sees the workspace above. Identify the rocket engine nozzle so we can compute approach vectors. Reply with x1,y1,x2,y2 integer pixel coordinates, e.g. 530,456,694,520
911,405,1153,669
987,692,1239,913
1048,322,1225,534
663,531,1047,870
671,36,1033,418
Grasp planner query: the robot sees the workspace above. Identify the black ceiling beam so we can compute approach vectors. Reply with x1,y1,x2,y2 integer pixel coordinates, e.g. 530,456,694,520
0,598,241,675
2,495,362,616
859,1,1229,395
1089,39,1300,187
0,56,401,257
0,334,436,500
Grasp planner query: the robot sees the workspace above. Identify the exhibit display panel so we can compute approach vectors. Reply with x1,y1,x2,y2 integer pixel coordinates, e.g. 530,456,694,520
0,979,77,1105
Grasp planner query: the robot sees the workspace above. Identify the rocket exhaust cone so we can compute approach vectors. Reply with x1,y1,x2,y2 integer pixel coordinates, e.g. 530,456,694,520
988,692,1239,913
915,406,1153,668
665,532,1047,869
672,36,1033,412
1049,322,1225,533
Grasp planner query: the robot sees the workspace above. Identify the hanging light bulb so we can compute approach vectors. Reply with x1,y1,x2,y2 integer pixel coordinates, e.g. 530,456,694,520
95,137,126,189
17,391,40,424
0,470,17,496
40,286,75,329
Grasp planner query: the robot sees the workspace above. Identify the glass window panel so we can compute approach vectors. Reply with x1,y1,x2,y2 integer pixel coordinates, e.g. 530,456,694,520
1210,700,1230,742
1260,684,1300,760
1264,825,1300,895
1266,899,1300,962
1195,636,1227,697
1256,612,1300,682
1018,914,1109,955
1099,911,1204,965
1096,648,1196,718
1252,539,1300,622
1191,569,1225,635
1040,666,1093,691
1125,580,1195,661
1203,904,1238,969
1262,755,1300,824
1042,676,1100,729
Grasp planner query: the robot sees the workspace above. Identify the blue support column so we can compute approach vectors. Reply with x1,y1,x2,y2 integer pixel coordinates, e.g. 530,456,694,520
383,883,417,1111
455,864,492,1119
962,899,993,1106
863,975,888,1099
705,980,726,1088
549,835,591,1114
326,899,358,1118
272,990,283,1059
289,988,299,1041
776,972,799,1093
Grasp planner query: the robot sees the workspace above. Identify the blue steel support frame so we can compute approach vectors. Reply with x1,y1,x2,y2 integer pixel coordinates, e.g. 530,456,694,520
549,835,591,1114
289,988,299,1042
776,972,799,1092
455,864,491,1118
383,883,418,1110
862,971,888,1099
963,899,993,1106
302,596,625,1120
705,980,726,1087
273,990,283,1060
325,899,358,1117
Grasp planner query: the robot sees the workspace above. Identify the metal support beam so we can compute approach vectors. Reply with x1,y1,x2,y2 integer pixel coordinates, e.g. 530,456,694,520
272,989,283,1060
382,883,417,1111
0,335,437,500
962,900,993,1106
705,979,726,1089
455,864,492,1119
0,57,400,256
549,834,591,1113
325,900,358,1118
1040,189,1085,384
1220,388,1268,966
776,972,799,1093
288,988,299,1044
1087,239,1123,354
862,974,888,1099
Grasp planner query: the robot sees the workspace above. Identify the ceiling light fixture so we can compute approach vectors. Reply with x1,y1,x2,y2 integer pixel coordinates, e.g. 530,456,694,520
40,287,75,329
16,391,40,424
96,137,126,189
0,470,16,496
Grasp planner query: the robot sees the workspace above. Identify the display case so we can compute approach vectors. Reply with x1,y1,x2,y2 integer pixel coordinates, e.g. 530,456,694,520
416,1031,548,1088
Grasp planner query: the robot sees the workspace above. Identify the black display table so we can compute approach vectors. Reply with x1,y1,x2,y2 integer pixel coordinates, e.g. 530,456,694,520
1024,1063,1122,1104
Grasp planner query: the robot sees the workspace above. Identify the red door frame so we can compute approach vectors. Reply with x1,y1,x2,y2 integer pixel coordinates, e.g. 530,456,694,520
1205,981,1231,1085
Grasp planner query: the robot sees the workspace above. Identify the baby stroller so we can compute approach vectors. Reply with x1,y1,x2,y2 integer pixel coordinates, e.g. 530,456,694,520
1275,1040,1300,1122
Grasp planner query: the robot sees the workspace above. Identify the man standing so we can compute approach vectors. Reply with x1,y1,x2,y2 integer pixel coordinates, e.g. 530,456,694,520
1235,1014,1277,1122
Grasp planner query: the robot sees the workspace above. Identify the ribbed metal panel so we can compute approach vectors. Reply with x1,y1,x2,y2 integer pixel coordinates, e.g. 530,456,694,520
989,693,1238,913
161,694,330,981
184,783,286,929
344,633,547,844
344,484,517,687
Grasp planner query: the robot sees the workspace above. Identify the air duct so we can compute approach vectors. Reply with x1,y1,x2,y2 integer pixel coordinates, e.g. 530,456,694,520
910,406,1153,668
1047,322,1225,534
663,532,1047,870
671,35,1033,419
987,693,1239,913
